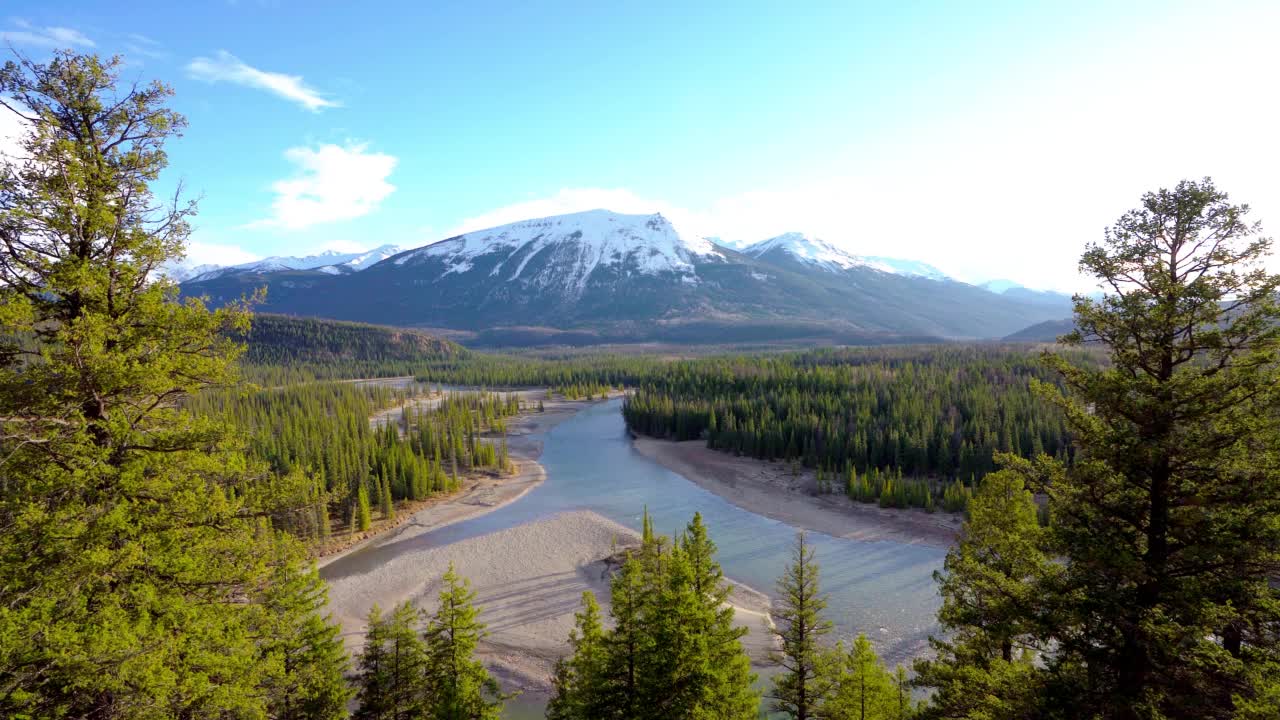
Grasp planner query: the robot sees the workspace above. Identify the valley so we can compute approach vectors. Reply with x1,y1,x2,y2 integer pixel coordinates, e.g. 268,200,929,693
318,390,949,716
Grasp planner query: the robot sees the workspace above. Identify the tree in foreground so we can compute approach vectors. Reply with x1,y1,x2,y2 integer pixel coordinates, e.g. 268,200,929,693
547,512,759,720
913,460,1052,718
354,603,430,719
824,634,896,720
0,51,347,718
916,179,1280,719
422,563,506,720
770,532,836,720
1040,179,1280,718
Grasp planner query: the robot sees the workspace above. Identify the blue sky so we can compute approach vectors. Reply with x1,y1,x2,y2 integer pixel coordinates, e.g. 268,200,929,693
3,0,1278,291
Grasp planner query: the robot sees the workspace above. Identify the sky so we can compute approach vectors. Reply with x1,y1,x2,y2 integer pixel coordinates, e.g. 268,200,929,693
2,0,1278,292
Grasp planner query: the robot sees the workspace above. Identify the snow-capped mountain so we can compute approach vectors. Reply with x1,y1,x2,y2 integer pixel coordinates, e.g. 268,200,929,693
743,232,950,281
181,208,1072,342
391,209,724,294
184,244,403,282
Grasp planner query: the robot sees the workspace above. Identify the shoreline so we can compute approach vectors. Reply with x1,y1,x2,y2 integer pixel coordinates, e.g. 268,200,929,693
632,435,962,549
317,389,596,570
324,510,777,706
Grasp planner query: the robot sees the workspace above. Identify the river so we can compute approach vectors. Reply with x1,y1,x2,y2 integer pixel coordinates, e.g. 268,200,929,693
322,397,946,717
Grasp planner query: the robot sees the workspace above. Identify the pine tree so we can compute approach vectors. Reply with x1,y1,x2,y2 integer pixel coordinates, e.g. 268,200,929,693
355,602,429,720
422,563,506,719
260,548,352,720
913,459,1051,718
356,484,373,532
0,51,344,718
679,513,760,719
380,477,395,521
770,532,836,720
546,592,608,720
825,634,894,720
1035,179,1280,718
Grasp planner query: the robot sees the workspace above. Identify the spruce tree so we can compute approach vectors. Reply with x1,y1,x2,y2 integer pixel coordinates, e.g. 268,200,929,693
679,513,760,720
422,563,506,720
770,532,836,720
825,634,894,720
1035,179,1280,718
260,547,352,720
546,591,608,720
0,51,346,718
913,459,1053,718
355,602,430,720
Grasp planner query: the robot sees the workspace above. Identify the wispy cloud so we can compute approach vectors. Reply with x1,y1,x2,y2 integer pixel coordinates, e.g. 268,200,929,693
250,142,397,230
1,23,95,48
185,51,338,111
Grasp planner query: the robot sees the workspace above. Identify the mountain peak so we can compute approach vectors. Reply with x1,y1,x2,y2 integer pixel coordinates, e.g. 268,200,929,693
743,232,950,281
392,209,722,289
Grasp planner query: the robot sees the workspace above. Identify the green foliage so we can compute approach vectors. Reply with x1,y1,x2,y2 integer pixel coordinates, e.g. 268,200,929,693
916,179,1280,719
238,313,466,384
824,634,897,720
913,458,1054,718
354,603,430,719
422,563,507,719
623,346,1081,485
0,52,347,718
546,591,608,720
770,532,836,720
189,383,522,541
548,512,759,720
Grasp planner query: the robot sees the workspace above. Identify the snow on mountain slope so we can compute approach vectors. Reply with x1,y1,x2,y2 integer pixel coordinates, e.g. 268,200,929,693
390,209,725,293
744,232,950,280
186,244,403,282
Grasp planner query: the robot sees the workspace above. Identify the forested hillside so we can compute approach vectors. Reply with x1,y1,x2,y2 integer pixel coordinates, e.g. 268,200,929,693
238,314,467,383
622,346,1081,482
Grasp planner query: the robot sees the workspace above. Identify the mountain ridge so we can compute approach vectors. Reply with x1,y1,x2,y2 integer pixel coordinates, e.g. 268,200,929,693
180,209,1072,343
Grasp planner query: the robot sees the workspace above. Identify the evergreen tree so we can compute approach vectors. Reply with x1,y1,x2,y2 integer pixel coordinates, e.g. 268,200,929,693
546,591,608,720
1034,179,1280,718
770,532,836,720
357,484,373,532
260,548,352,720
0,51,346,718
679,513,760,720
913,459,1051,718
354,603,429,720
825,634,894,720
422,563,506,720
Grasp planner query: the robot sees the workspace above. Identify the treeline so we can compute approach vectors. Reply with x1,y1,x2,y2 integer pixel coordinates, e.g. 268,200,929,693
188,382,521,541
236,314,467,385
623,346,1081,485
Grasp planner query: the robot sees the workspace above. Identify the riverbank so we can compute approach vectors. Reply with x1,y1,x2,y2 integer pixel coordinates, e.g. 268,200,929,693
632,437,962,548
317,389,597,569
323,510,777,705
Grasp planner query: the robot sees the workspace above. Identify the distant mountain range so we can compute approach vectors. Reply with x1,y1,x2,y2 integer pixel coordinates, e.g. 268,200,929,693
180,209,1073,345
166,244,403,282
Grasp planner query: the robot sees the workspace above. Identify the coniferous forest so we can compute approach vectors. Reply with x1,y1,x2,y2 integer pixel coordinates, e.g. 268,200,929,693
2,49,1277,720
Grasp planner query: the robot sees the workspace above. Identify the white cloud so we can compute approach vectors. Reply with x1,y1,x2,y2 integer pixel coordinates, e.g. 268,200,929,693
0,24,95,48
251,142,397,230
185,51,338,112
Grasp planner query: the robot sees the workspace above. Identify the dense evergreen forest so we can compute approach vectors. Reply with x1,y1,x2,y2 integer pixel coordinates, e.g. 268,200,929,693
189,382,521,542
622,346,1082,488
237,314,468,385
